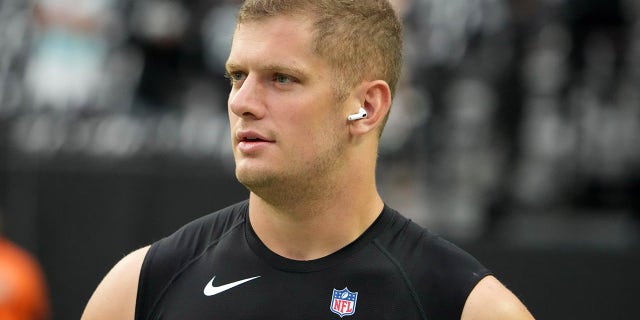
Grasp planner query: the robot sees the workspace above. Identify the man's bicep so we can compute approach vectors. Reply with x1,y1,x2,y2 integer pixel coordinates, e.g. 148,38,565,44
81,246,150,320
461,275,535,320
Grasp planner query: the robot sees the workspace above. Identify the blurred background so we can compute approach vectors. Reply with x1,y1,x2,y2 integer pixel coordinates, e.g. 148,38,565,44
0,0,638,318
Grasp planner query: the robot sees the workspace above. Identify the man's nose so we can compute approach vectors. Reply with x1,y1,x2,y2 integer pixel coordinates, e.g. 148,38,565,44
228,74,266,119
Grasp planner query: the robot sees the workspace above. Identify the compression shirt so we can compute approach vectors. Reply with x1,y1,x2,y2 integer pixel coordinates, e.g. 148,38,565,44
135,200,491,319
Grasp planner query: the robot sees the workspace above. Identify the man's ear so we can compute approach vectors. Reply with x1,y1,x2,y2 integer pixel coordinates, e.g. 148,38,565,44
348,80,392,136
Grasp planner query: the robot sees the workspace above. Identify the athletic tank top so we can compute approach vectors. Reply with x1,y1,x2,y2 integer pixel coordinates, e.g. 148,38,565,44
135,201,491,319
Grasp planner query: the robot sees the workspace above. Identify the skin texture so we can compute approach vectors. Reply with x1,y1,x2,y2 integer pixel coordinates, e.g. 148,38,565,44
81,12,535,320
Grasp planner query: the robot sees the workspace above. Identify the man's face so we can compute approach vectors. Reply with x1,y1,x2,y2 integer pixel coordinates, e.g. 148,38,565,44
226,15,350,193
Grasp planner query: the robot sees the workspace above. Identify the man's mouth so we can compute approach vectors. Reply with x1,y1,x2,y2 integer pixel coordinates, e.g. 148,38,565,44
243,137,265,142
236,131,274,144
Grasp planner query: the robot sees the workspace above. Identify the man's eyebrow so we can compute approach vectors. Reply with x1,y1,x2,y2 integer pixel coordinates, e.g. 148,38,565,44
225,62,307,76
262,64,307,75
225,63,241,72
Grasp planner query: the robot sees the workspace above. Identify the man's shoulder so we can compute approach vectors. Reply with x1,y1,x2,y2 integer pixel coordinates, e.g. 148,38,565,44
376,205,437,253
134,200,250,319
377,206,492,319
175,200,249,239
379,206,486,269
151,200,249,259
82,246,149,319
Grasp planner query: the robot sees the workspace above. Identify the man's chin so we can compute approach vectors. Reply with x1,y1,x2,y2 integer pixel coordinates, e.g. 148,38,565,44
236,171,273,192
236,171,298,203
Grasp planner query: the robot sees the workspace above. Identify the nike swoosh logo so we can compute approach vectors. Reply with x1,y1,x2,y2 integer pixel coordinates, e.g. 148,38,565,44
203,275,260,296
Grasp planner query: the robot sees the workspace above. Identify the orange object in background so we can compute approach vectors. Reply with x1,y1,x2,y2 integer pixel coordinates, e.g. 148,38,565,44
0,238,50,320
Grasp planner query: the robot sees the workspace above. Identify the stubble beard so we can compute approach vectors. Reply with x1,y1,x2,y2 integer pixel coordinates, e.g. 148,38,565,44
236,128,347,207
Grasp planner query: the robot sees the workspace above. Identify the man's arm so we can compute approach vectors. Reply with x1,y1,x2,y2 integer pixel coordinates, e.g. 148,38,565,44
81,246,150,320
461,275,535,320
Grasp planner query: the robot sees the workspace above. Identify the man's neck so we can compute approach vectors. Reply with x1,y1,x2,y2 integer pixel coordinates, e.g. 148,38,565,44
247,185,384,261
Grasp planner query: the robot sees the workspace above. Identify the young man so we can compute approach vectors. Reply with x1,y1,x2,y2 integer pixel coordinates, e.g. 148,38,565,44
83,0,535,319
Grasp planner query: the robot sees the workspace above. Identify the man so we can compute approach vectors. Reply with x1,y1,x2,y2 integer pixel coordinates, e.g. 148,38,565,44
82,0,535,319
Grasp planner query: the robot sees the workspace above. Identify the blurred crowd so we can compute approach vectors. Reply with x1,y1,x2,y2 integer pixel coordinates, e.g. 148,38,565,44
0,0,638,244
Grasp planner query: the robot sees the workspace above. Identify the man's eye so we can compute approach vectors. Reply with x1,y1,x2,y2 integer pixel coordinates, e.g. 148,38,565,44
225,72,245,84
274,74,292,84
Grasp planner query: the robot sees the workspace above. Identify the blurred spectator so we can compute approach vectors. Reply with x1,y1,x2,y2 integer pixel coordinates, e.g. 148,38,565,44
127,0,191,111
23,0,124,112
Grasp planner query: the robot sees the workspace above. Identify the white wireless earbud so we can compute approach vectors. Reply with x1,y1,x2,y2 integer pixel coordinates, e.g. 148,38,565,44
347,107,367,121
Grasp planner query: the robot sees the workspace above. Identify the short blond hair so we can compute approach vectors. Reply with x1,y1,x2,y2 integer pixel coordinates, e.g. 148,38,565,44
237,0,403,103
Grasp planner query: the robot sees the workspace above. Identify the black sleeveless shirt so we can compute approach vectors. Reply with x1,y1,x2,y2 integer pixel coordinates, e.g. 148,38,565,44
135,201,491,319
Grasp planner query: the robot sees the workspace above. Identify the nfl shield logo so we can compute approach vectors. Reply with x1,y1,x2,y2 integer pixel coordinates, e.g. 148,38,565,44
330,287,358,317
